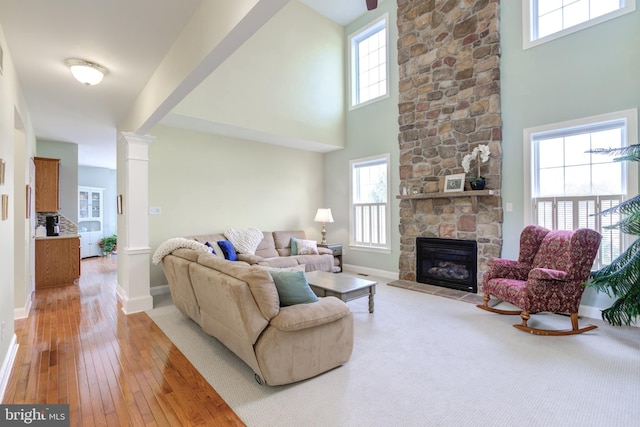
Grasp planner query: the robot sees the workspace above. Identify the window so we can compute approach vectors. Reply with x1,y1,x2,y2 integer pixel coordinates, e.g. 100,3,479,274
523,0,636,49
350,154,390,252
349,14,389,108
524,109,638,268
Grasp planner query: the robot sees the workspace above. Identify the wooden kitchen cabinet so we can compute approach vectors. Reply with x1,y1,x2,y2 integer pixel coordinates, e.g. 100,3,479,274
34,157,60,212
35,237,80,289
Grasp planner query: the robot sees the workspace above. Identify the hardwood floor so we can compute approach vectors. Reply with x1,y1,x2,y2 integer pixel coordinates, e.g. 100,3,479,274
3,256,245,426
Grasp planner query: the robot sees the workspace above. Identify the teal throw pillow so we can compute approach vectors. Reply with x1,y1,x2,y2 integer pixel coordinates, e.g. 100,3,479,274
268,270,319,307
290,237,298,255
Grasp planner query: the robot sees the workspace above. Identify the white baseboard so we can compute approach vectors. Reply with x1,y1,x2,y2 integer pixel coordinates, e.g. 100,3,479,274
579,304,603,321
342,264,398,281
151,284,170,296
116,285,153,314
14,292,33,320
579,304,638,327
0,334,19,402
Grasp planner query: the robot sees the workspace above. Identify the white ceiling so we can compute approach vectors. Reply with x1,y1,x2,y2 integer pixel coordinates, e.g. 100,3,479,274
0,0,374,170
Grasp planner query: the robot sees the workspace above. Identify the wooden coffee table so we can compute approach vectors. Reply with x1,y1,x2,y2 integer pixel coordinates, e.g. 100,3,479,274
305,270,376,313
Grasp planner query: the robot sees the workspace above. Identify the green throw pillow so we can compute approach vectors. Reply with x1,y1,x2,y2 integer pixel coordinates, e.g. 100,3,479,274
268,270,319,307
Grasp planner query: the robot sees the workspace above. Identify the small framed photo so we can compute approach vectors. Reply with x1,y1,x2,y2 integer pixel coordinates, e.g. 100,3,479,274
2,194,8,220
444,173,465,193
26,185,31,218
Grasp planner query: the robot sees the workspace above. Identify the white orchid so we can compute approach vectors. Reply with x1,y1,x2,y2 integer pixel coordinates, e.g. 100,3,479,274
462,144,490,180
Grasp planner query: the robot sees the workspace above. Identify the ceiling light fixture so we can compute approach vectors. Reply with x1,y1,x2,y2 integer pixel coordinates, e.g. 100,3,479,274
65,58,107,86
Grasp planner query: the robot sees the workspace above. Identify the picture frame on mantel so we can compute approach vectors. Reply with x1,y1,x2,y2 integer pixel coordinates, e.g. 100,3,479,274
444,173,465,193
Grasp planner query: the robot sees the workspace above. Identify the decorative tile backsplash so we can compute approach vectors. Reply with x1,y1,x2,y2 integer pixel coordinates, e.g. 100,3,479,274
36,212,78,234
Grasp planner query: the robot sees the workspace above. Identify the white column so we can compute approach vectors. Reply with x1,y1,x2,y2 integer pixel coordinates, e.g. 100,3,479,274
116,132,155,314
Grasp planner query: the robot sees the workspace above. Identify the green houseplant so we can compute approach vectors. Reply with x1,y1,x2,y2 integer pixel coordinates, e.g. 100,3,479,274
98,234,117,255
586,144,640,326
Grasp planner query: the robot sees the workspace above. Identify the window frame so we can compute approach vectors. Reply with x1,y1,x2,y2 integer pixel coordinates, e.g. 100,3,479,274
349,153,391,253
348,13,390,110
523,109,639,259
522,0,636,50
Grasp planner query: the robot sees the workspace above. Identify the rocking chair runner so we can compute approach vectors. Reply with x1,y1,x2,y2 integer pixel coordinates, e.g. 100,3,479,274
477,225,602,336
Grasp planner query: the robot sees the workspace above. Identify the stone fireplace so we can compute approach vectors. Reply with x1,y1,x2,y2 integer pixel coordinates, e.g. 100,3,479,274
397,0,503,289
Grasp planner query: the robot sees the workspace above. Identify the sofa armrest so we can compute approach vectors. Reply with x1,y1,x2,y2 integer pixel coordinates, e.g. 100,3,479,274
528,268,568,281
484,258,531,281
237,253,265,264
317,247,332,255
269,297,351,332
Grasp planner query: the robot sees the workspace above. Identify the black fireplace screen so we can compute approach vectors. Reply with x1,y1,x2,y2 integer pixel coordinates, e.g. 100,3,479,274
416,237,477,293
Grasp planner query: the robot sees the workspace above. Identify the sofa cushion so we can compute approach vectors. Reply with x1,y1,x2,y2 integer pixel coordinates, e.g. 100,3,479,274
255,232,279,258
273,230,307,256
291,254,334,272
196,256,280,320
237,253,265,264
268,270,319,307
224,228,264,255
270,297,351,331
189,233,225,244
258,257,299,269
217,240,238,261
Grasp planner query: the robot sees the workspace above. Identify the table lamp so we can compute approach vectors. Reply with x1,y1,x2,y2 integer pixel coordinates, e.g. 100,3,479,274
314,208,334,245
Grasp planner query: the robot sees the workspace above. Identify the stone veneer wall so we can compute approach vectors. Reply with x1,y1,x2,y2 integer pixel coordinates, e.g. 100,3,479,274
397,0,503,286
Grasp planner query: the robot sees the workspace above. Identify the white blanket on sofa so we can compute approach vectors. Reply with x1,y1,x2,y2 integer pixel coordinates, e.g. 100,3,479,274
152,237,212,265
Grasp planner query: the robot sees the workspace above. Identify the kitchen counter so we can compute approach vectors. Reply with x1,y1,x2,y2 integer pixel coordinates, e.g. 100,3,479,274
35,235,81,288
36,233,80,240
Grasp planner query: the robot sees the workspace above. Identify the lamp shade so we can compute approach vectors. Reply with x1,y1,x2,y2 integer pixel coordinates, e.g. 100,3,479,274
66,58,107,85
314,208,334,223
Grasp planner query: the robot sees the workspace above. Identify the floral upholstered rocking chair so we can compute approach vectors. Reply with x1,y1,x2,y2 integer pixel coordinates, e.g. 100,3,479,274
477,225,602,336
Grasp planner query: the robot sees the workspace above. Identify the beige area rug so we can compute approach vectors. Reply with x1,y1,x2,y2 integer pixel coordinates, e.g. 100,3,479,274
147,275,640,427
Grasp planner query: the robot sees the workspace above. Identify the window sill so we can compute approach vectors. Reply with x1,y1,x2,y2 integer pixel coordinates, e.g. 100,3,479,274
349,245,391,255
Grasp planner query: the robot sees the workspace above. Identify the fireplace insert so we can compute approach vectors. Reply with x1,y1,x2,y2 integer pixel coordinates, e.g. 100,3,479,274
416,237,477,293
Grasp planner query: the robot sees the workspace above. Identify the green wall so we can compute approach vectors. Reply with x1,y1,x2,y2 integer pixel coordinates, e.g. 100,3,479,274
79,165,117,238
0,22,37,378
36,139,79,223
501,3,640,307
147,125,326,287
171,0,345,150
324,0,400,276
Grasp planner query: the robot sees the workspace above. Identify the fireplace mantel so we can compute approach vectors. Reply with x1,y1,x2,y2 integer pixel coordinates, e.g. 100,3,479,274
396,190,500,213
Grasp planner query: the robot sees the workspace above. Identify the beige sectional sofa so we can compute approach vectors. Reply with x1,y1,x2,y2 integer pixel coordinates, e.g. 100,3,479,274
161,247,354,386
190,230,339,272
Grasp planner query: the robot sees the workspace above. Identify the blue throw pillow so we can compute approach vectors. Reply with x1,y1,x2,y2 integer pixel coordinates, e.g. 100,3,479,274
204,241,216,255
290,237,298,255
268,270,319,307
217,240,238,261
